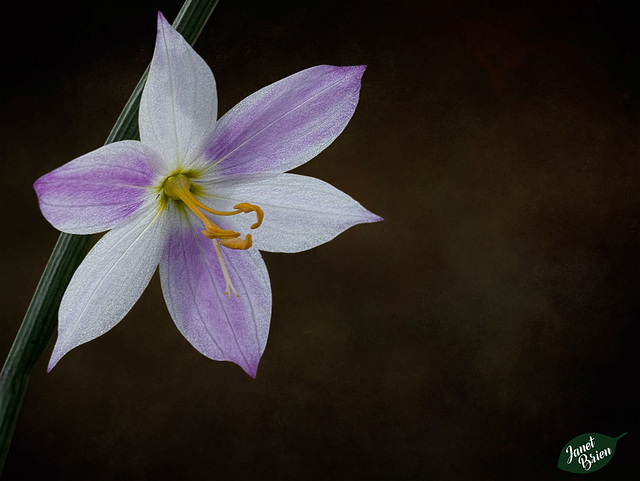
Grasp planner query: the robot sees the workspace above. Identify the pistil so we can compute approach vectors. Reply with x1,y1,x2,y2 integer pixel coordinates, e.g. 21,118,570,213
163,174,263,296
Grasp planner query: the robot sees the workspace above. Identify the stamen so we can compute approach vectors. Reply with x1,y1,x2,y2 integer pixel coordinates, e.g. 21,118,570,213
212,239,239,297
201,227,240,240
162,174,264,297
220,234,252,250
193,199,264,230
163,174,262,246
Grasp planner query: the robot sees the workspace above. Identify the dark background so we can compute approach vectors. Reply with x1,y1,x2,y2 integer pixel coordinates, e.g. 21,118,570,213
1,0,638,479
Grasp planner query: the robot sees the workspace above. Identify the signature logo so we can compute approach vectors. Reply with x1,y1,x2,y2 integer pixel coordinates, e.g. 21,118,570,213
557,432,627,474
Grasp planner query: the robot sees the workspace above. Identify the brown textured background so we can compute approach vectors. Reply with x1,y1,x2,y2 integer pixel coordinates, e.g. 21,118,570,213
1,1,638,479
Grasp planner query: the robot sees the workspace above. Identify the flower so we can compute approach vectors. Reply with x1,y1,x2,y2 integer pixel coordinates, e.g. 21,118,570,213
34,12,382,377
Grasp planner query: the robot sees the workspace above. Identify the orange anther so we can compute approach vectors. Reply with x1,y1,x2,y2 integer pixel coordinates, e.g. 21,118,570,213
233,203,264,229
219,234,253,250
201,226,240,240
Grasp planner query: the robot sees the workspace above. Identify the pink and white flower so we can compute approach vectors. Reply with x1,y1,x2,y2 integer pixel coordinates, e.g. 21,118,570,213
34,12,381,377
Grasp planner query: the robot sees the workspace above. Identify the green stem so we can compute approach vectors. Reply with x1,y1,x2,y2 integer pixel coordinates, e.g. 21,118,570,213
0,0,220,472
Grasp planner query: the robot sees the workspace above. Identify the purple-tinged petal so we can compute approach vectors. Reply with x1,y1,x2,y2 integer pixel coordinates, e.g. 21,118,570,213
203,65,365,177
34,140,156,234
200,173,382,253
159,210,271,377
48,204,171,371
139,12,217,175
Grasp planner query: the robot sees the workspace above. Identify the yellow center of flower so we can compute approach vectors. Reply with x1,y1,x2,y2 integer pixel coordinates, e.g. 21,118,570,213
163,174,263,297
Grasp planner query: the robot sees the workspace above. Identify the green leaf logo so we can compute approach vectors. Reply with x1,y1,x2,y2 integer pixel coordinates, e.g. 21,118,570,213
557,432,627,474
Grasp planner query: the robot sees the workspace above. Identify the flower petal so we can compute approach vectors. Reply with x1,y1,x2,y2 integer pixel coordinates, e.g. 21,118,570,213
139,12,217,175
48,204,170,371
159,210,271,377
34,140,155,234
201,173,382,253
203,65,365,177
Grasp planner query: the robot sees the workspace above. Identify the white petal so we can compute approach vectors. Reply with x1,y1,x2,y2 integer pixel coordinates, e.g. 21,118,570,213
139,12,217,175
34,140,155,234
160,211,271,377
202,65,365,177
48,204,171,370
200,173,382,253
